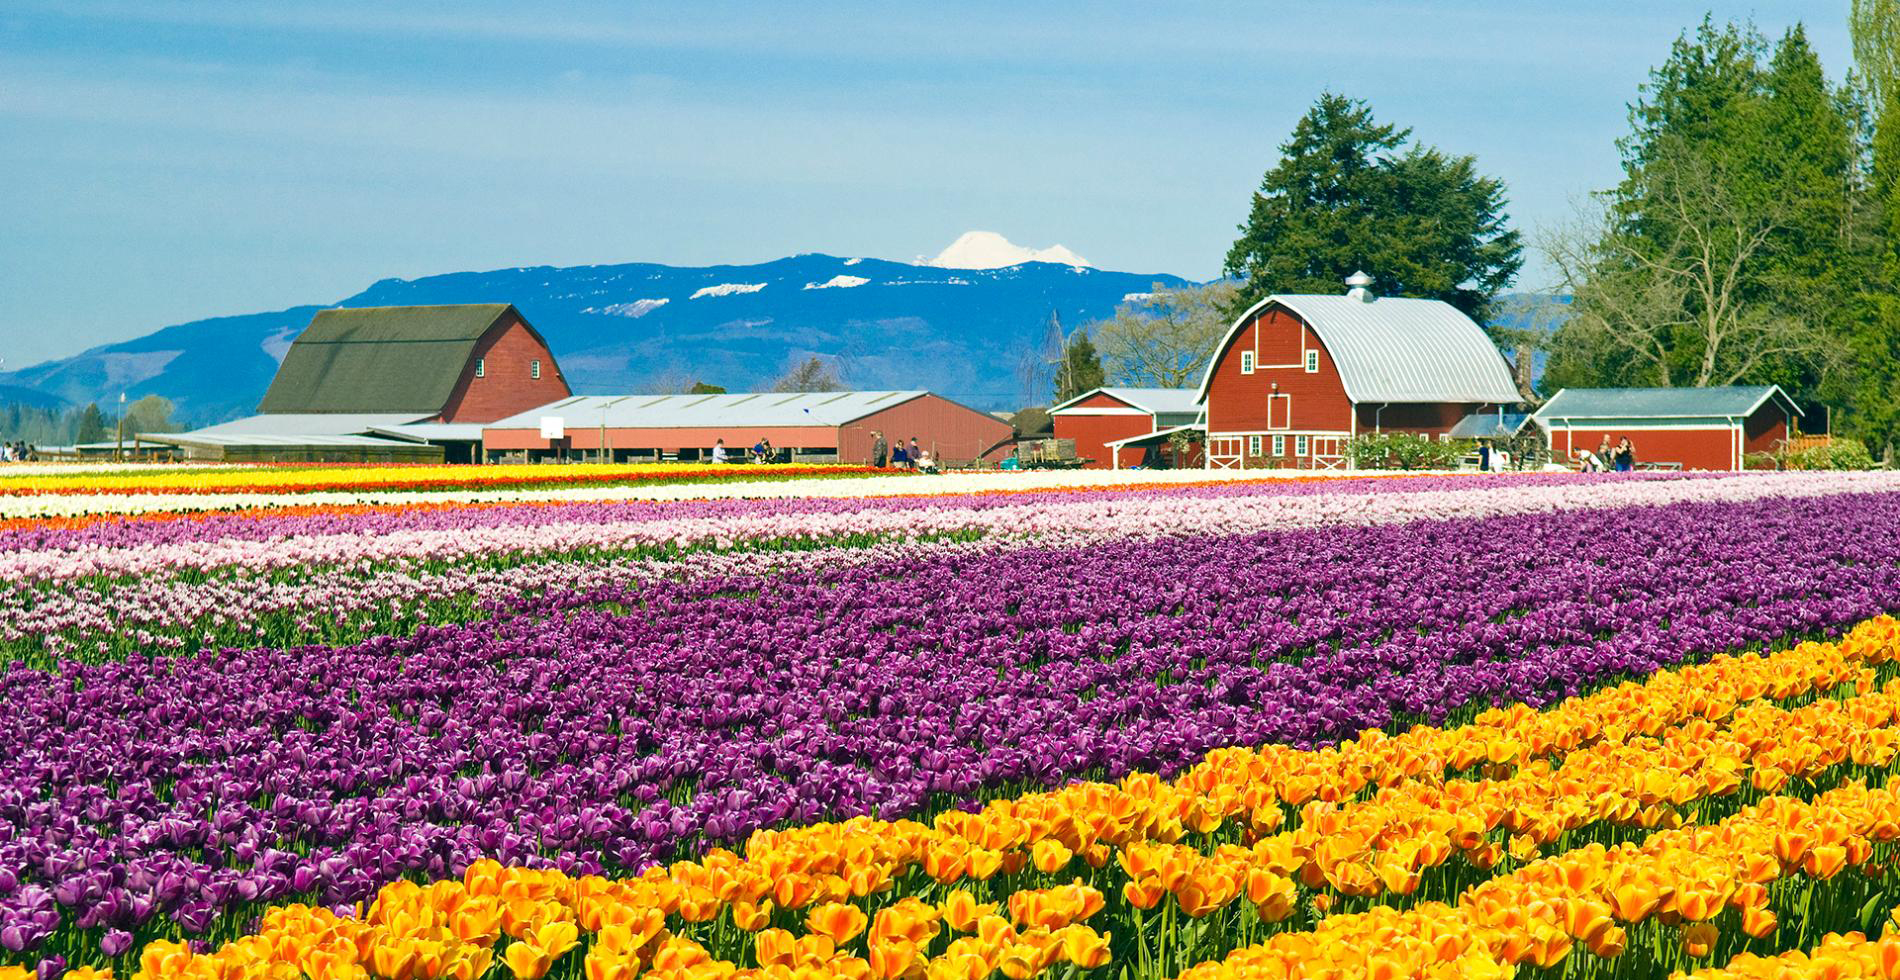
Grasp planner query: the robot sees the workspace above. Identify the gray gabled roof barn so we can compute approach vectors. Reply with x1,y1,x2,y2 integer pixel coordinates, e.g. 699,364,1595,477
1533,385,1801,424
1197,294,1522,405
257,304,526,414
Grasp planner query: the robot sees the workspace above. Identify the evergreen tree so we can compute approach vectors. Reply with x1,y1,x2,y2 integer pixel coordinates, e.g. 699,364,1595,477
1852,1,1900,458
74,403,107,445
1055,330,1105,405
1224,93,1522,319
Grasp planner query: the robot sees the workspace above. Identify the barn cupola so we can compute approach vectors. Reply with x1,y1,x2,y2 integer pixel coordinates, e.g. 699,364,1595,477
1344,270,1375,302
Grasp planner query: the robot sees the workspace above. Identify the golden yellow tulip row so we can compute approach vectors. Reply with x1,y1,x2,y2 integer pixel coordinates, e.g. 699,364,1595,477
26,615,1900,980
1175,777,1900,979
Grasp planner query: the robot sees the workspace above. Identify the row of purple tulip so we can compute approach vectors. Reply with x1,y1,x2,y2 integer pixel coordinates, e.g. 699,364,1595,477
4,486,1900,960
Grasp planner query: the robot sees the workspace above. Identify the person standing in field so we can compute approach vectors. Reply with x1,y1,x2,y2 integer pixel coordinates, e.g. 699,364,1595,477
1596,436,1613,469
908,437,920,467
872,430,888,468
712,438,728,464
891,438,909,470
1613,436,1635,472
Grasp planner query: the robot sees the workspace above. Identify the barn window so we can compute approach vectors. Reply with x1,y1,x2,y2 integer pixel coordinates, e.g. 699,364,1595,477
1240,351,1255,374
1248,435,1262,456
1296,435,1310,456
531,360,542,379
1271,435,1284,456
475,358,485,378
1304,350,1319,373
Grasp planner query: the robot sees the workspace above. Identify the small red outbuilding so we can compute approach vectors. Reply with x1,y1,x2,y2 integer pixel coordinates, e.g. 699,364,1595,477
1050,387,1203,469
482,390,1014,465
1532,385,1801,471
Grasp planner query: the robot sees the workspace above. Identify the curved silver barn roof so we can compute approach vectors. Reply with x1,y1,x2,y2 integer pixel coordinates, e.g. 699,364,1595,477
1195,294,1522,405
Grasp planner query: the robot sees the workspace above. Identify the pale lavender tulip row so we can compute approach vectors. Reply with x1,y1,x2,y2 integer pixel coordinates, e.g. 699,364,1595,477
6,487,1900,958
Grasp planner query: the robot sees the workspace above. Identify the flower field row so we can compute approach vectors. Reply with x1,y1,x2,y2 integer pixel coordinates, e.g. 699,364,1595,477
0,468,1346,519
0,464,883,502
4,471,1892,664
24,614,1900,980
10,480,1900,970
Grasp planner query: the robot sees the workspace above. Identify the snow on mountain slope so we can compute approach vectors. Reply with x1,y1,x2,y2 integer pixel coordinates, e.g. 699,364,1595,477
926,231,1091,270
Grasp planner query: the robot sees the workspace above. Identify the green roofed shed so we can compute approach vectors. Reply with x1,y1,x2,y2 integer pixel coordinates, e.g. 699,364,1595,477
258,304,519,414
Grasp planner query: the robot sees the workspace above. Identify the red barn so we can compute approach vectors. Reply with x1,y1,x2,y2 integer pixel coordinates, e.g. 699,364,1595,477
151,304,571,462
1532,385,1801,471
482,390,1014,465
1196,274,1523,469
258,304,569,424
1050,387,1202,469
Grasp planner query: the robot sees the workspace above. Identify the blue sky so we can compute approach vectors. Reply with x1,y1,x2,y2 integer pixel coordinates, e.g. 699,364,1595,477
0,1,1855,365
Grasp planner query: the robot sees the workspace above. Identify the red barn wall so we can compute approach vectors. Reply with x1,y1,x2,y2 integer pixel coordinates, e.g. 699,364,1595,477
840,395,1015,464
1548,425,1741,471
1053,392,1155,469
1054,414,1153,468
439,316,572,423
1353,402,1483,438
1743,404,1791,455
1204,308,1354,435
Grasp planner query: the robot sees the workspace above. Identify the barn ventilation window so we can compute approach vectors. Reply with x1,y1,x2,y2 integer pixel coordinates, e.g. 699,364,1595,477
475,358,485,378
1271,435,1285,456
531,360,542,379
1296,435,1310,456
1304,350,1318,373
1248,435,1262,456
1240,351,1255,374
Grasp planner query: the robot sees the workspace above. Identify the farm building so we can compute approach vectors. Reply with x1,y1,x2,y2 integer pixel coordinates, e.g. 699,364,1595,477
149,304,570,462
482,391,1015,465
1050,387,1203,469
1196,272,1523,469
1532,385,1801,471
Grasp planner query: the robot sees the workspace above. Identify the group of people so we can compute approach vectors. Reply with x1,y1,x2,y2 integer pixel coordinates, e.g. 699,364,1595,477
703,432,944,471
0,442,34,462
870,431,935,472
1577,435,1637,472
708,438,784,464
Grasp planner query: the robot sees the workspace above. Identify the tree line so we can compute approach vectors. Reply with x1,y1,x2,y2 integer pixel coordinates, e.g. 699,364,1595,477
0,396,179,448
1038,7,1900,460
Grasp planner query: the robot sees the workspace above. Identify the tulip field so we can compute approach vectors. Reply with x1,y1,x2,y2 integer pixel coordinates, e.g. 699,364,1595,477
12,467,1900,980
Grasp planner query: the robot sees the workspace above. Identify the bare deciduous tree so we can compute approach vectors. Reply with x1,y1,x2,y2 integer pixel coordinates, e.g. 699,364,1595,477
1090,281,1238,389
770,355,845,393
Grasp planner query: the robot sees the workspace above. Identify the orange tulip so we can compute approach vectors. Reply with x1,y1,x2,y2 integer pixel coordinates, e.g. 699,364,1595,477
1122,877,1166,910
1031,839,1073,874
1681,922,1718,959
1060,926,1112,969
808,902,870,945
939,890,998,933
869,940,919,980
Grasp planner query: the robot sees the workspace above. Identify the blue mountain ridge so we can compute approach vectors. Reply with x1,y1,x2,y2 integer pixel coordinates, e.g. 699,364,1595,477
1,254,1194,424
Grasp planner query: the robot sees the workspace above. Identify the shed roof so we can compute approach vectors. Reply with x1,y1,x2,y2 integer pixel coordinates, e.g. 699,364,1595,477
1197,294,1522,405
1533,385,1800,423
176,413,432,438
146,432,425,449
487,391,930,430
1051,387,1203,416
1448,411,1538,440
257,304,523,414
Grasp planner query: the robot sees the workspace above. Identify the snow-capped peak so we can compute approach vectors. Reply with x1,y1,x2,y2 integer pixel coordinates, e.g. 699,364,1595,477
923,231,1091,270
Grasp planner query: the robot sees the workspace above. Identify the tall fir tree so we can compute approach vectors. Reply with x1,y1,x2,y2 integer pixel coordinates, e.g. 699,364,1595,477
1055,330,1105,405
1223,93,1521,320
74,403,107,445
